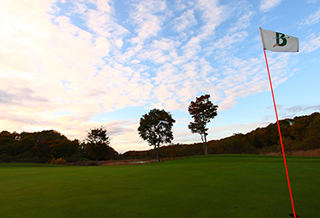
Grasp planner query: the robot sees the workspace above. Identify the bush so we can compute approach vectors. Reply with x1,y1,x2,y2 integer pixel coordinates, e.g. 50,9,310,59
49,157,67,164
63,154,83,162
1,154,13,162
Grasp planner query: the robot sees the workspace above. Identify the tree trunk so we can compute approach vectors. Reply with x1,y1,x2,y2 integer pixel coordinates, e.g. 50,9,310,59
201,133,208,155
155,144,160,162
96,159,99,166
204,134,208,155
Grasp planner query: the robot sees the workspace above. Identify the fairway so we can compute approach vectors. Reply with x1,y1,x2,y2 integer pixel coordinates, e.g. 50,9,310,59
0,155,319,218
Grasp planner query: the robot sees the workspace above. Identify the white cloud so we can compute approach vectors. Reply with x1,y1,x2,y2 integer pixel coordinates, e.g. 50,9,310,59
196,0,227,38
208,52,293,112
210,31,249,50
299,8,320,26
136,39,177,64
154,84,174,102
0,0,152,143
96,0,112,14
173,0,187,11
94,36,111,56
72,2,87,14
130,0,167,44
82,1,129,51
173,9,197,32
260,0,282,12
181,36,201,60
152,63,180,84
229,11,254,33
301,33,320,53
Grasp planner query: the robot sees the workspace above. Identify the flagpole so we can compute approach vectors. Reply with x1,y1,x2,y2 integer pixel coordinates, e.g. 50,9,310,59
263,48,297,218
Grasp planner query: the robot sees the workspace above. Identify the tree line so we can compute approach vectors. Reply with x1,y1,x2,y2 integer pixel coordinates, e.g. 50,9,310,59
0,94,218,164
1,92,319,163
124,112,320,159
0,128,117,165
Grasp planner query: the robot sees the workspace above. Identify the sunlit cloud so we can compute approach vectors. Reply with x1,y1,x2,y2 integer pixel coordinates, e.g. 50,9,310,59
0,0,313,153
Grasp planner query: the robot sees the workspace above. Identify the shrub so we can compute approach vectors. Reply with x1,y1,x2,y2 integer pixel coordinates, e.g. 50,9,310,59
1,154,13,162
49,157,67,164
64,154,83,162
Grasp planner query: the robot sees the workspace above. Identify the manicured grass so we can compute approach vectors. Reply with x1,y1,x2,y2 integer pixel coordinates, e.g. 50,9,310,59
0,155,319,218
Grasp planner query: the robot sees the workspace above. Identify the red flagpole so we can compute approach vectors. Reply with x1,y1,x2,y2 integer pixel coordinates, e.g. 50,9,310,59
263,48,297,218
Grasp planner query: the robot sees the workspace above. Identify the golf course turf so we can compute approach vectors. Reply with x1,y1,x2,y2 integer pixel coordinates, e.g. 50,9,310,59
0,155,319,218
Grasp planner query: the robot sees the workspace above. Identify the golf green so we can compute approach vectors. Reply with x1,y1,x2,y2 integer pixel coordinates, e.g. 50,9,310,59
0,155,319,218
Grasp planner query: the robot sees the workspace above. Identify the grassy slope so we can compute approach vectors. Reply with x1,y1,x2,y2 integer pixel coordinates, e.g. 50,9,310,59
0,155,319,218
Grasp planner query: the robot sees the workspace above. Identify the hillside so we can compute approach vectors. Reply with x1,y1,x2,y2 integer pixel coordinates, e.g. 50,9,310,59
122,112,320,159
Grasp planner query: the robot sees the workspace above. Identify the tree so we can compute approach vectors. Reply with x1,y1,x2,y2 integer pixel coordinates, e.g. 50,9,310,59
303,113,320,150
188,94,218,155
50,139,80,159
83,127,115,166
138,109,175,162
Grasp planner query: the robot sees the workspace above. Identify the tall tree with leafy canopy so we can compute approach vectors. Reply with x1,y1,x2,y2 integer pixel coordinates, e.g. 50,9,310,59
84,126,116,166
188,94,218,155
138,109,175,162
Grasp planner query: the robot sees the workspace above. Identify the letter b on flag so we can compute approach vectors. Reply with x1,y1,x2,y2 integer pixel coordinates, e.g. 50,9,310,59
276,32,287,47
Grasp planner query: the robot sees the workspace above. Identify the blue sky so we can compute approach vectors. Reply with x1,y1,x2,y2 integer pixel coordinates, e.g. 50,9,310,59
1,0,320,153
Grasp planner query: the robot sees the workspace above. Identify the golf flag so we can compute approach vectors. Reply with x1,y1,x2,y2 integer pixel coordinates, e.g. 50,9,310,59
260,27,299,218
259,27,299,52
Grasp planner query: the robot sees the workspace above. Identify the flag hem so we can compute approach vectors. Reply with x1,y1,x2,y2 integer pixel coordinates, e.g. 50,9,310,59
259,27,266,50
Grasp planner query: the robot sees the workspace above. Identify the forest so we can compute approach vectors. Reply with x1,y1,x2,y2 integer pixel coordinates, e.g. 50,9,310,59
0,112,319,163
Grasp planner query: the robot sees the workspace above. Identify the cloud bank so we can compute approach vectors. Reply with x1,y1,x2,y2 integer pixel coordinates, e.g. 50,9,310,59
1,0,313,152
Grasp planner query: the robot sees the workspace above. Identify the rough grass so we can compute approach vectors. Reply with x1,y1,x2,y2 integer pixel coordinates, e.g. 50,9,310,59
264,148,320,157
0,155,319,218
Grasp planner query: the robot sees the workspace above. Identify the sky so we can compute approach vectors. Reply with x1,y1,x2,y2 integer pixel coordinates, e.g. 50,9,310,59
1,0,320,153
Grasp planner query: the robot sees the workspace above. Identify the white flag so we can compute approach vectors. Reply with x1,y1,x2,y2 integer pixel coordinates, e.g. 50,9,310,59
259,27,299,52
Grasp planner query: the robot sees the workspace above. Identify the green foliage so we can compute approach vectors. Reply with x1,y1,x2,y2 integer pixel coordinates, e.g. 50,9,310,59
0,130,81,163
84,127,109,145
50,139,80,159
303,114,320,150
188,94,218,155
138,108,175,162
83,127,117,165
